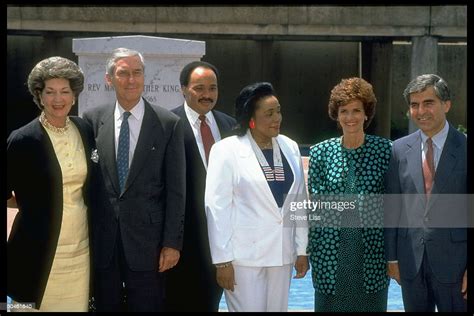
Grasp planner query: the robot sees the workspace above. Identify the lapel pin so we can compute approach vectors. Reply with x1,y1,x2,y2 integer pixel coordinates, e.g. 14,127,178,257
90,149,99,163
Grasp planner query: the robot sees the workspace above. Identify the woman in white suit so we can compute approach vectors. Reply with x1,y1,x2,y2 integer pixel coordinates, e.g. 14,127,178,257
205,82,309,312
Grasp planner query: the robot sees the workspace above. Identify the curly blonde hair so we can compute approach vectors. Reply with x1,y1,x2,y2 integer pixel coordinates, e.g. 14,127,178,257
328,77,377,129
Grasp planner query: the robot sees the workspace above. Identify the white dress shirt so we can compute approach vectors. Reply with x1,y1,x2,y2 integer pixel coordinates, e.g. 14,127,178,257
114,99,145,167
184,101,221,169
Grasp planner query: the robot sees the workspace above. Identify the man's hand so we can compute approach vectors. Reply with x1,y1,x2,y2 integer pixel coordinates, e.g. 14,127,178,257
387,262,401,285
294,255,309,279
158,247,180,272
461,269,467,300
216,264,235,292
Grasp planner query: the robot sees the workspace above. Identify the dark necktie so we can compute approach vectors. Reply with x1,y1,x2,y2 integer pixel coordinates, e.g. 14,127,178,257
422,137,435,196
199,114,215,164
117,111,131,192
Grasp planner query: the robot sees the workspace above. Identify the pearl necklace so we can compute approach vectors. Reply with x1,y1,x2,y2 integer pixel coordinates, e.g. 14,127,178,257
39,111,71,134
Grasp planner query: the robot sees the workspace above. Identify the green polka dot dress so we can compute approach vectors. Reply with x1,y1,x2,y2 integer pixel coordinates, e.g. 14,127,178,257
307,134,392,312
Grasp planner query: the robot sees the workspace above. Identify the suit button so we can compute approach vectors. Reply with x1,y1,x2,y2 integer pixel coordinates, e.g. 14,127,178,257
420,237,424,244
424,217,429,222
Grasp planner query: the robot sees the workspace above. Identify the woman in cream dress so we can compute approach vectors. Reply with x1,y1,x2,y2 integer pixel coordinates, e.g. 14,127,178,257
7,57,95,311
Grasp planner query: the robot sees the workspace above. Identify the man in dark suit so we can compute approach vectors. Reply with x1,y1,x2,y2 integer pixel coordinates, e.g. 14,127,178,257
164,61,235,312
82,47,185,312
384,74,467,312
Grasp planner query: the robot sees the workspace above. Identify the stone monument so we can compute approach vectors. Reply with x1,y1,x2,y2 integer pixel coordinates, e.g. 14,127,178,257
72,35,205,115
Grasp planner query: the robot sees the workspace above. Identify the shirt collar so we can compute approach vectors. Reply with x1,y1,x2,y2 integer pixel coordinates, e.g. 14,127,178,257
115,98,145,121
184,101,214,126
420,120,449,150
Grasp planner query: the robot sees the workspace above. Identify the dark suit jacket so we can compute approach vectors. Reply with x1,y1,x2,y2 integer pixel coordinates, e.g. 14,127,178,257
384,124,467,283
82,99,186,271
7,116,95,308
164,105,235,311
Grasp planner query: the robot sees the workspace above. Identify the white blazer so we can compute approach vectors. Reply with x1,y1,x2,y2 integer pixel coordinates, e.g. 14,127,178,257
205,133,308,267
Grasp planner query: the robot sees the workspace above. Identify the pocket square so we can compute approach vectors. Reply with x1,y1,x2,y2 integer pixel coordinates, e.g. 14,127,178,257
91,149,99,163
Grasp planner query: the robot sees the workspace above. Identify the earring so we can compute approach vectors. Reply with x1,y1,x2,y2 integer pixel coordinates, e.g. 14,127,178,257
249,119,255,129
72,100,76,106
365,116,368,121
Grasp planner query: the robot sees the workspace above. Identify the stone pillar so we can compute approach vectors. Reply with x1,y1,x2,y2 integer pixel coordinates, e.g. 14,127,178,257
366,41,393,139
361,41,393,139
72,35,205,116
408,36,438,133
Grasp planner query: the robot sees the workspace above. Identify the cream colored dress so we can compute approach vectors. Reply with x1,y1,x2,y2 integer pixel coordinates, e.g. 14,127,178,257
13,120,91,312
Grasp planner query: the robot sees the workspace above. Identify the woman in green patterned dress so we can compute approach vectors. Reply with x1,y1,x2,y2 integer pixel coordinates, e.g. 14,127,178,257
307,77,392,312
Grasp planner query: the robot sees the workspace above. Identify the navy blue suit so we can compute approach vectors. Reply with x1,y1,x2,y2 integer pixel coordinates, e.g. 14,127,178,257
83,99,186,312
384,124,467,312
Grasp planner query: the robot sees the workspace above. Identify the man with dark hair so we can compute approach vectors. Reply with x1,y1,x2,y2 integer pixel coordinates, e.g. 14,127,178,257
384,74,467,312
164,61,235,312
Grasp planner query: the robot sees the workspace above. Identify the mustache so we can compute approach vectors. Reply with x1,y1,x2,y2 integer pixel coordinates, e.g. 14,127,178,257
199,98,214,103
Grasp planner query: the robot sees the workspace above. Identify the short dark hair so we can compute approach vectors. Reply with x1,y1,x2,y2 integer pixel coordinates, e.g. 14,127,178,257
403,74,451,105
179,61,219,87
234,82,276,136
328,77,377,129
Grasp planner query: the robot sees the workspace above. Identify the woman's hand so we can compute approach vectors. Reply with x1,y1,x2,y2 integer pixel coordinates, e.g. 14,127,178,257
294,255,309,279
216,263,235,291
